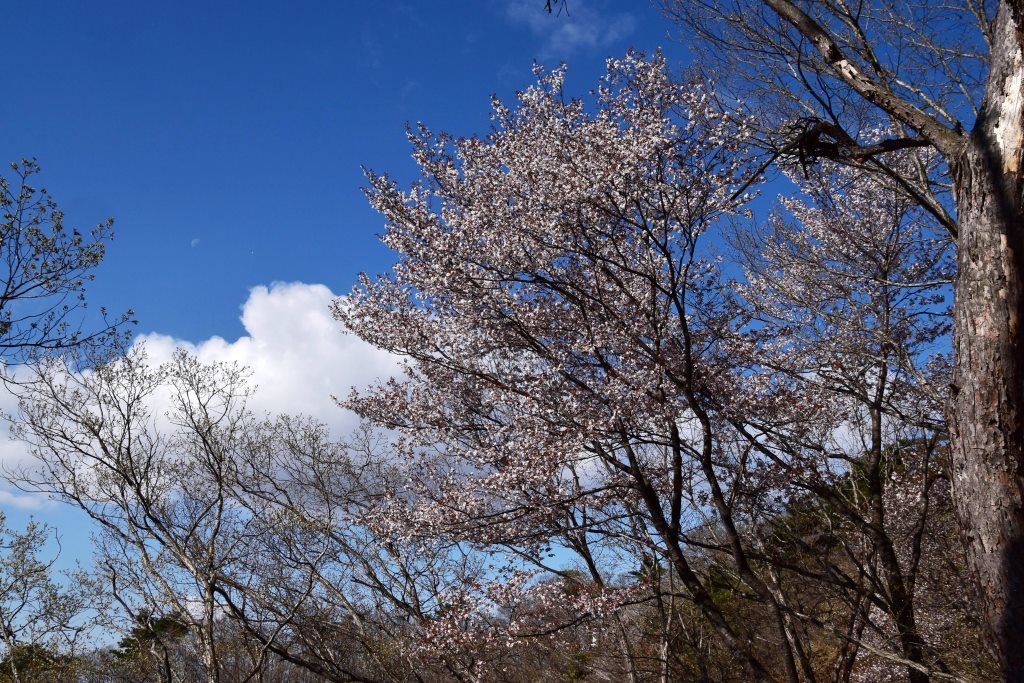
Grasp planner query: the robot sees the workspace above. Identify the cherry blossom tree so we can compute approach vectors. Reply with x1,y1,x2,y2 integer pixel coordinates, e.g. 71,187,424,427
336,50,834,681
338,50,995,681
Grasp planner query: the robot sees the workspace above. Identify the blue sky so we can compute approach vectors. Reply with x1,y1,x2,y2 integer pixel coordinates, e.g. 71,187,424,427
1,0,679,342
0,0,688,556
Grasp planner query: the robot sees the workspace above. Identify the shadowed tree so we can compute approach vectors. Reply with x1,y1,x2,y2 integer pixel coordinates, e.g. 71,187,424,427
657,0,1024,676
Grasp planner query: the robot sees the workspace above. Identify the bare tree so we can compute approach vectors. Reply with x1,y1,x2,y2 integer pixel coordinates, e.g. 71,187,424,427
658,1,1024,674
0,160,131,367
11,348,263,683
11,347,524,682
0,513,102,683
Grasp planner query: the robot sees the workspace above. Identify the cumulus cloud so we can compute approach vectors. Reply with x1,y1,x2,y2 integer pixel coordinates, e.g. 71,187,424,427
0,282,399,509
503,0,637,60
134,281,399,435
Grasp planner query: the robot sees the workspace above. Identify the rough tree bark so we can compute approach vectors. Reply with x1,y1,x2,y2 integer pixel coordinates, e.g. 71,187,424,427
948,2,1024,674
687,0,1024,674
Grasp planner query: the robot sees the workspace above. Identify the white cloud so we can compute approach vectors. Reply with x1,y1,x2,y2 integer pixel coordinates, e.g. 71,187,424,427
0,418,53,511
134,281,399,435
0,282,399,511
0,488,50,511
503,0,637,60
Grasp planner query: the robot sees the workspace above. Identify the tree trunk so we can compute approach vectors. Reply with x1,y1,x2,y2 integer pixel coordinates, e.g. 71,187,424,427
949,3,1024,677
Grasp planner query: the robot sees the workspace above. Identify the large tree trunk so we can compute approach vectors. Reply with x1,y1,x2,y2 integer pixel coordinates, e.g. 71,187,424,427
671,0,1024,674
949,2,1024,677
